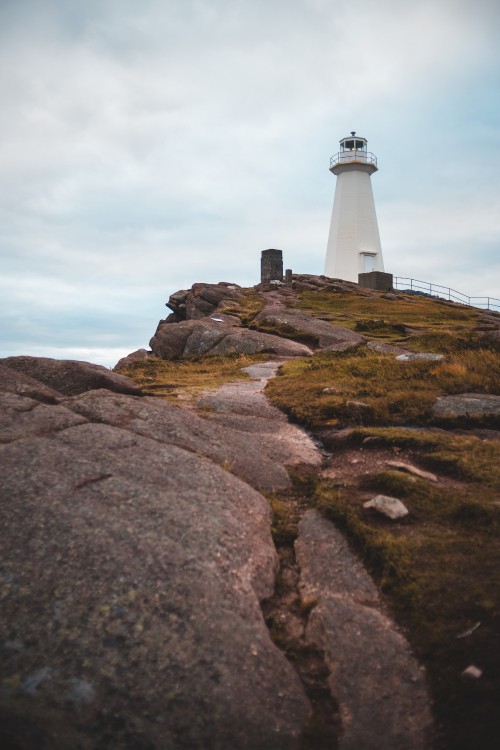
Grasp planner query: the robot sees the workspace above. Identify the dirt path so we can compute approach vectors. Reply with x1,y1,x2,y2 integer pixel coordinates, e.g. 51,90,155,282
194,360,434,750
196,359,323,469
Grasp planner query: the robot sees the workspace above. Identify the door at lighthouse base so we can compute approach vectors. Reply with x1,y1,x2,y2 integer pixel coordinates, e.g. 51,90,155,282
362,253,376,273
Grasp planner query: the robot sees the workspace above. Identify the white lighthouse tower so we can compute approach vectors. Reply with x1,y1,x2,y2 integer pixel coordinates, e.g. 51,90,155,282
324,132,384,282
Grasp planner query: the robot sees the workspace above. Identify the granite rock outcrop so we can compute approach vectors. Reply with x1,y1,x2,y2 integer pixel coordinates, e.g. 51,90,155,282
0,360,310,749
1,356,141,397
150,317,313,359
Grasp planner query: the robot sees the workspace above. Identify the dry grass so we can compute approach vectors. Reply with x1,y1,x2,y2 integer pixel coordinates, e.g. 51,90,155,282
313,435,500,750
265,347,500,429
266,428,500,750
296,289,480,339
349,427,500,486
221,289,265,325
264,300,500,750
122,284,500,749
121,352,269,401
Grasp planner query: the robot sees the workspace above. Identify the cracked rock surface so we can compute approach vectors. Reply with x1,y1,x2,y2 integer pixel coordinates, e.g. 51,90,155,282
0,353,434,750
0,358,310,750
253,293,364,351
150,317,313,359
295,510,433,750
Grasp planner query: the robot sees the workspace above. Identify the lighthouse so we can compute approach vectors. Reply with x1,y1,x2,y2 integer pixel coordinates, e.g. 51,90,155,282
324,132,384,282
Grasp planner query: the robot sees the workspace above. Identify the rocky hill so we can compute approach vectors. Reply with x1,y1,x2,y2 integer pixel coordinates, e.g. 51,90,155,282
1,275,499,750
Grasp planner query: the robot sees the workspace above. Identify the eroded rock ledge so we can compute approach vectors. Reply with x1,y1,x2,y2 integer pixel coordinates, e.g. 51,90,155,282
0,358,310,749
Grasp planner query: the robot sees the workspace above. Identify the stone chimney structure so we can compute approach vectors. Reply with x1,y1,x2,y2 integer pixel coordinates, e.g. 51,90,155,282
261,249,283,283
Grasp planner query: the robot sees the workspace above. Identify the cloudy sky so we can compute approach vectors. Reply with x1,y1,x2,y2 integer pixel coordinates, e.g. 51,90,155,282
1,0,499,366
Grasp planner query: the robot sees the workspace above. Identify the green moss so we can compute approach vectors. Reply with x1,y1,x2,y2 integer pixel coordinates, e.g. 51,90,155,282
310,469,500,749
314,482,414,587
267,496,300,546
349,427,500,487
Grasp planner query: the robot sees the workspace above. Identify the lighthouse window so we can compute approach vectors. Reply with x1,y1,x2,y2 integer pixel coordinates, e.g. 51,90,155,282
343,139,365,150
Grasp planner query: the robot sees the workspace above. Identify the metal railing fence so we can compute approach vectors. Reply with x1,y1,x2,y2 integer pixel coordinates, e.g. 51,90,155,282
330,151,377,169
393,277,500,312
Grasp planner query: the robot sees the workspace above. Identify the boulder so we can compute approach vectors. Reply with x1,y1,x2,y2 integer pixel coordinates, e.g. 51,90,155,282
208,329,312,357
477,329,500,343
114,348,156,372
167,283,243,321
253,303,363,350
150,319,203,358
396,353,444,362
363,495,409,520
150,319,312,360
1,356,142,397
433,393,500,420
166,288,190,317
0,385,310,749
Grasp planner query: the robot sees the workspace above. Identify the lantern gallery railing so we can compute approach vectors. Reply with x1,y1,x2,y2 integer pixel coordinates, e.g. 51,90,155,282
393,277,500,312
330,151,378,169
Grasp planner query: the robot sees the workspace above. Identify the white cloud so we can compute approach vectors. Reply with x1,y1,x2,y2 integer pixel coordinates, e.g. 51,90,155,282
0,0,499,365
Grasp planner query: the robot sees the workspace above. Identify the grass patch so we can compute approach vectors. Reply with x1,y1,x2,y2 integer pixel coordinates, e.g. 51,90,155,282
405,330,500,354
267,495,301,546
265,312,499,750
265,467,322,547
221,289,265,325
121,352,269,401
313,481,415,588
354,318,407,339
265,348,500,429
122,282,499,748
311,467,500,750
296,290,480,337
349,427,500,486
